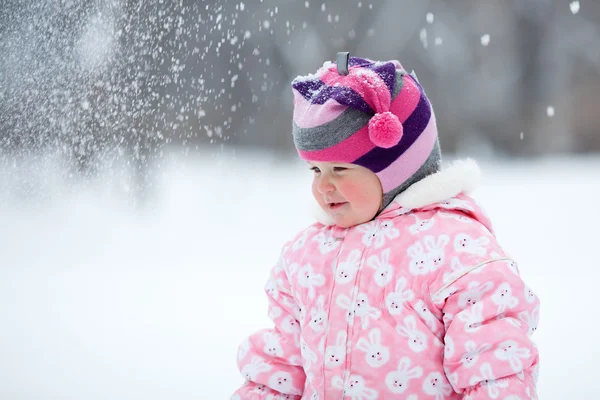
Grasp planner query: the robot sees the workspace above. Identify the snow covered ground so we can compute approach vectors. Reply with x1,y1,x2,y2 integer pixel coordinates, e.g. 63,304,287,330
0,150,598,399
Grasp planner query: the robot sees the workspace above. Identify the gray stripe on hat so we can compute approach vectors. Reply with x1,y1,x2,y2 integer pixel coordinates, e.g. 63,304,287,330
392,69,406,99
379,138,442,212
293,107,371,151
292,69,407,152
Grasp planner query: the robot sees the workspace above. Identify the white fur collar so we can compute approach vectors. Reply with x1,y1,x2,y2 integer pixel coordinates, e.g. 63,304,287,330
394,158,481,210
311,158,481,226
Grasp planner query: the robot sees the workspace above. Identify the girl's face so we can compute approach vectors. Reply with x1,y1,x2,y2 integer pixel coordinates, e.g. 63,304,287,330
309,161,383,228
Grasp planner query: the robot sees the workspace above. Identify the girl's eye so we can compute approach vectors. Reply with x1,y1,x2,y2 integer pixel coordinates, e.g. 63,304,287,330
309,167,320,173
333,166,347,172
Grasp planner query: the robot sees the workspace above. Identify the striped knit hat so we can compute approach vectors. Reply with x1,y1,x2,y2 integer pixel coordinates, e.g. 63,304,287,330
291,56,441,212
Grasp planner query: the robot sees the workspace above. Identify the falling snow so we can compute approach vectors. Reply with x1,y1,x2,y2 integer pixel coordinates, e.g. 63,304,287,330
481,34,491,46
570,1,580,14
420,28,428,49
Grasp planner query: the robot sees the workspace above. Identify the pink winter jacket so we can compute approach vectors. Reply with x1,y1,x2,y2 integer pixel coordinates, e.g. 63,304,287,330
232,160,540,400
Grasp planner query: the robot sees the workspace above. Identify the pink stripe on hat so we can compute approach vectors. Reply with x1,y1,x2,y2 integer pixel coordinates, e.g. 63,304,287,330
376,112,438,192
296,125,375,162
389,77,422,122
319,66,391,113
293,91,348,129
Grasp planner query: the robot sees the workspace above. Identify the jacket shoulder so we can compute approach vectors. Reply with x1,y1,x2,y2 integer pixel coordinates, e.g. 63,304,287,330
280,222,327,256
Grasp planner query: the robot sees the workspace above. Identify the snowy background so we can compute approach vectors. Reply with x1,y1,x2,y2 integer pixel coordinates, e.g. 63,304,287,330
1,151,599,399
1,0,600,398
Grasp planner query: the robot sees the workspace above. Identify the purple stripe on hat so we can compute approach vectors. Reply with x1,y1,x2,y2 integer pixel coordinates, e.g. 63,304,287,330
344,58,396,95
353,86,431,173
369,62,396,96
348,57,373,67
292,78,326,99
292,78,374,115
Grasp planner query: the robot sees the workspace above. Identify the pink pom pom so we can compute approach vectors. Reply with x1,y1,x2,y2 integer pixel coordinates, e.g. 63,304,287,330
368,111,403,148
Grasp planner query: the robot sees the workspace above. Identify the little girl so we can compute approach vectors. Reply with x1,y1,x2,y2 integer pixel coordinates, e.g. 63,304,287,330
232,55,540,399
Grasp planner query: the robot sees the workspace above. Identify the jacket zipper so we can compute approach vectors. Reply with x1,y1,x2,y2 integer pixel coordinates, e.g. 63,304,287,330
340,220,380,398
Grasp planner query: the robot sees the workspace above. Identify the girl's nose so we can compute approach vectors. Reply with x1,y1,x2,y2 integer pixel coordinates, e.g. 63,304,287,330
316,176,335,194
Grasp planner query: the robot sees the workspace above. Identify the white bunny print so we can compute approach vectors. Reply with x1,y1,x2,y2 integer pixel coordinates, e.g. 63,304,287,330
444,335,455,358
532,363,540,386
286,262,300,279
494,340,531,373
386,277,415,315
375,220,400,248
367,248,393,287
280,315,301,347
292,226,317,252
442,257,467,284
518,306,539,336
266,394,296,400
458,281,494,308
352,292,383,329
408,214,435,234
491,282,519,314
281,314,301,335
396,315,428,352
300,337,318,370
462,340,492,368
422,371,453,399
457,302,484,332
325,330,347,368
414,299,440,334
454,233,490,256
408,241,429,275
265,276,282,300
385,356,423,394
524,285,537,304
263,331,284,358
439,198,475,211
273,254,285,275
313,232,341,254
438,210,473,224
309,295,328,333
290,298,306,323
446,371,459,390
424,235,450,271
268,371,302,396
297,264,326,299
238,338,250,362
241,356,272,381
503,259,519,275
335,249,361,284
332,375,379,400
337,293,382,329
270,306,284,321
356,328,390,368
359,220,400,249
469,363,509,399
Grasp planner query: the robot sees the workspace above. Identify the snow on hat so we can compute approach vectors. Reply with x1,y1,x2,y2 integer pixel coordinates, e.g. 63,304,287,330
291,55,442,211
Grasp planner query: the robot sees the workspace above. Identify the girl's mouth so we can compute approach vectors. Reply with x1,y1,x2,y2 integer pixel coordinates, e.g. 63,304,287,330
328,202,347,210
